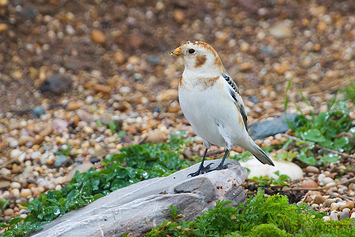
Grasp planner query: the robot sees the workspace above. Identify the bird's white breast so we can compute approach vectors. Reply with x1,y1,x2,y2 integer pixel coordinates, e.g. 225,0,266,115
178,75,248,149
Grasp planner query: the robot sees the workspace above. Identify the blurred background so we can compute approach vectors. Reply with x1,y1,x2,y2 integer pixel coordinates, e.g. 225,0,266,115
0,0,354,116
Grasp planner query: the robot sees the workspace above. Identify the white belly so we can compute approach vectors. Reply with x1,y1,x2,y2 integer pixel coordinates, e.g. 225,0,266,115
179,83,247,149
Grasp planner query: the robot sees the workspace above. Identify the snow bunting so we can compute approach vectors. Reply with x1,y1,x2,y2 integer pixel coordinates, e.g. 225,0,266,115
171,41,274,177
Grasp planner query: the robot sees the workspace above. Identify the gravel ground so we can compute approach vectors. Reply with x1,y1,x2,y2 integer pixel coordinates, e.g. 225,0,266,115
0,0,355,225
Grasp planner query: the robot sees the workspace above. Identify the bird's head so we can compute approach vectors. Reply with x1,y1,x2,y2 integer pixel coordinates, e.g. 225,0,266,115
171,41,224,76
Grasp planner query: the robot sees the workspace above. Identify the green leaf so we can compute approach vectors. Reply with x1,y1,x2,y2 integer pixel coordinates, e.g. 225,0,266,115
302,129,326,142
8,216,23,225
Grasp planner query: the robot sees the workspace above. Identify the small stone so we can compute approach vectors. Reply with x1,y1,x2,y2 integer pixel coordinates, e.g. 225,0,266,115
313,44,321,52
144,130,167,144
240,62,252,72
64,163,94,183
4,209,13,216
52,119,69,132
9,140,19,148
300,179,318,189
306,166,319,173
174,9,185,23
329,211,338,221
340,209,350,220
31,151,41,159
11,188,20,197
317,21,327,33
114,52,125,65
0,0,8,7
324,198,336,207
156,89,178,101
32,106,46,118
89,157,101,164
12,164,23,174
77,110,94,123
340,201,354,211
54,155,69,167
269,21,292,38
117,87,130,95
313,195,325,205
10,149,21,159
8,122,20,131
67,101,83,111
147,55,159,65
0,181,10,189
83,126,94,134
91,30,106,44
113,103,128,112
129,34,143,48
93,84,111,94
20,189,32,198
39,126,53,137
322,177,333,185
240,42,250,52
10,182,21,189
40,74,72,95
0,23,8,33
18,136,35,146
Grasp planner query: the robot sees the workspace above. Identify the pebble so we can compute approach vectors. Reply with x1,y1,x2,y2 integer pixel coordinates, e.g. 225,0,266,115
67,101,83,111
322,177,334,185
19,136,35,146
11,188,20,197
31,151,41,159
91,30,106,44
54,155,69,167
329,211,339,221
4,209,14,216
64,163,94,183
52,119,69,132
306,166,319,173
114,52,125,65
0,23,8,33
144,130,168,144
269,21,292,38
10,182,21,189
10,149,21,159
9,140,19,148
32,106,46,117
300,179,318,189
93,84,111,94
324,199,336,207
313,195,325,205
340,209,350,220
20,189,32,198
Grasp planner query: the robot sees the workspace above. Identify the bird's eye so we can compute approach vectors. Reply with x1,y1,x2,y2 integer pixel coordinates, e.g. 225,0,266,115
188,49,195,54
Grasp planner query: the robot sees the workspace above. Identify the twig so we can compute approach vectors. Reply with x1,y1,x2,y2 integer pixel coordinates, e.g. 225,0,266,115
282,134,355,159
0,158,17,169
284,176,355,191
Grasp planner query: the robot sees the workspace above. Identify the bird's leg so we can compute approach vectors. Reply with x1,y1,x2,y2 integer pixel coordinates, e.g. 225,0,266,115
212,149,230,171
188,148,213,177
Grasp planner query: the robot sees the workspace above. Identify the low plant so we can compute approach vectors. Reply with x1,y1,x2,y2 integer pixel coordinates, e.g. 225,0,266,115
250,171,291,187
0,132,190,237
147,190,354,237
284,81,355,166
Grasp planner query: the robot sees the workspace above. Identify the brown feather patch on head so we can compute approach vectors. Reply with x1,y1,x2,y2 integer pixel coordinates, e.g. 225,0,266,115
193,41,217,57
214,56,224,71
195,55,207,68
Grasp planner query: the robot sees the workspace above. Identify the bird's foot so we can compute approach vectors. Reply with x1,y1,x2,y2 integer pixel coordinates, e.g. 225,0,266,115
210,162,230,172
188,163,214,177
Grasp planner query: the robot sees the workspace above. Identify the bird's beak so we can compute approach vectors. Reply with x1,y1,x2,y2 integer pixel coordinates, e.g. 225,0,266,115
171,47,182,56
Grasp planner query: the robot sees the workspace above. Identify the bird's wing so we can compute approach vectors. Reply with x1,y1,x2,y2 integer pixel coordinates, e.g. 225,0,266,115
222,73,248,131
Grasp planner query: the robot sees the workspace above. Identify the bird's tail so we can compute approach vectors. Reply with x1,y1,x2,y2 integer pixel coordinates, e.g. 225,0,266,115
244,139,274,166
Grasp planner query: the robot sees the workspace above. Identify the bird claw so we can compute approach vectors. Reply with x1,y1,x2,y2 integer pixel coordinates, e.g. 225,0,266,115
210,162,230,171
188,162,214,177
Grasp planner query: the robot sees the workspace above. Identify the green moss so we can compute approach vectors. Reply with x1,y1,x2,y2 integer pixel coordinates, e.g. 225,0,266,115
147,190,355,237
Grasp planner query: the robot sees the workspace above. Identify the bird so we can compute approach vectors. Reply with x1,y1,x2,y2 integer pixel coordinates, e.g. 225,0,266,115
171,41,274,177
